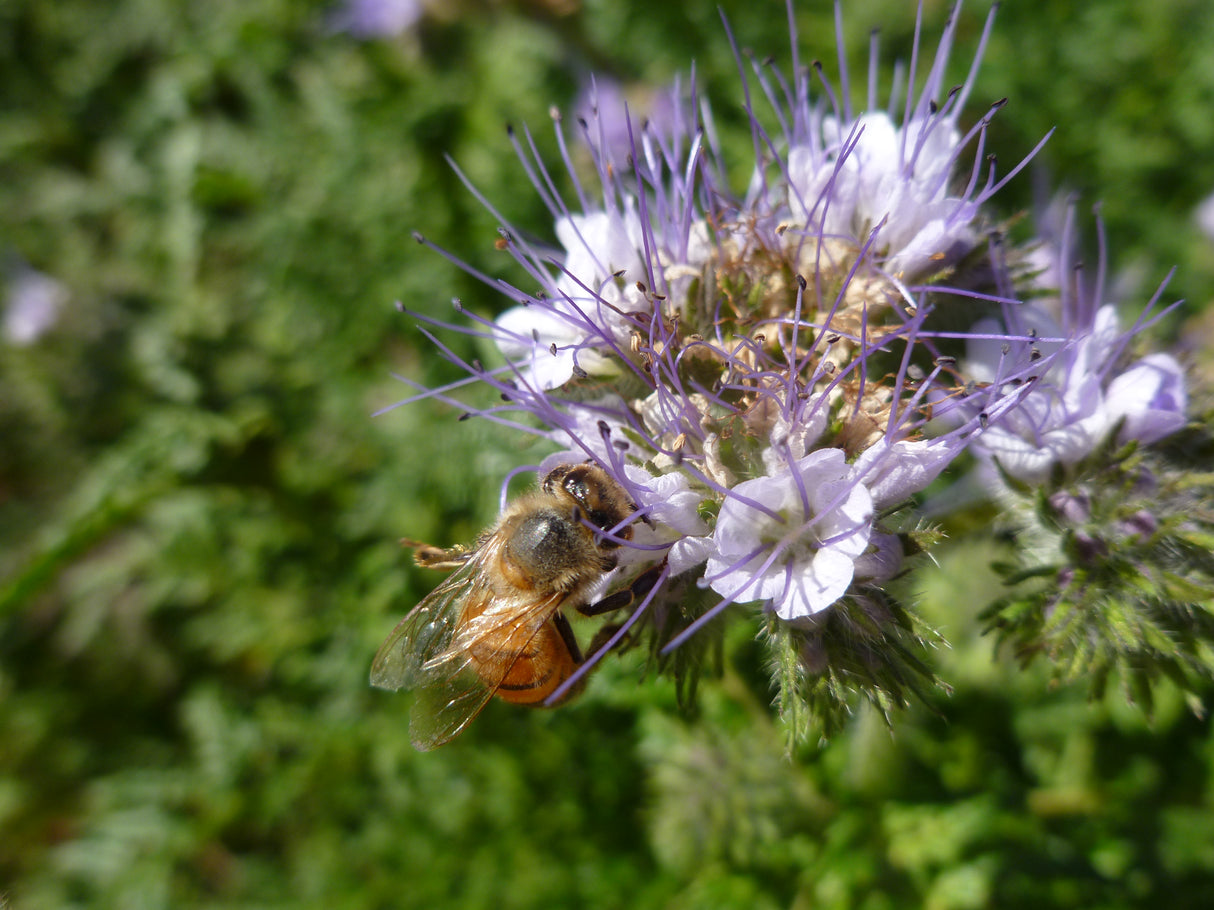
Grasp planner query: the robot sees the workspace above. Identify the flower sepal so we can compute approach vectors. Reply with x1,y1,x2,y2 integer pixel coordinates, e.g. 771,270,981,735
982,432,1214,716
763,587,947,746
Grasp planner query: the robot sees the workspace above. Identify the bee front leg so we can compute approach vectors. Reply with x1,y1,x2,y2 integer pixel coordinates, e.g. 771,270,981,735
577,563,663,617
578,563,666,658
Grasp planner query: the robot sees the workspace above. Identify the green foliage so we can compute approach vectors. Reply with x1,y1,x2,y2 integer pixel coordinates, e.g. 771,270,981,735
3,0,1214,907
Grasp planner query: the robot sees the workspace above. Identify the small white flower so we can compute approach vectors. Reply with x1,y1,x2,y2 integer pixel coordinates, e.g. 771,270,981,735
705,448,873,621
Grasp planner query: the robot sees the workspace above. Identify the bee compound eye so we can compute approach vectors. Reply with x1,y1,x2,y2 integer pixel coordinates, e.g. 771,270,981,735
562,473,591,504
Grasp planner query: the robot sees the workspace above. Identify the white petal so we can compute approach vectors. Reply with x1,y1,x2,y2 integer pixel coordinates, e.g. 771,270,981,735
856,439,957,509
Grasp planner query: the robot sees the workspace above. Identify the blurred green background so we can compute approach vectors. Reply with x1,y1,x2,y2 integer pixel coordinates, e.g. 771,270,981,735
3,0,1214,907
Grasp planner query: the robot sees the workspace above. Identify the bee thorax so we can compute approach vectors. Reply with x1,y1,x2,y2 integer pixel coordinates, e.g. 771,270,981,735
500,510,588,591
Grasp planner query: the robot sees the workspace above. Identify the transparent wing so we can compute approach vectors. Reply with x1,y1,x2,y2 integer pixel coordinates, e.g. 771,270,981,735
370,557,482,692
406,586,569,750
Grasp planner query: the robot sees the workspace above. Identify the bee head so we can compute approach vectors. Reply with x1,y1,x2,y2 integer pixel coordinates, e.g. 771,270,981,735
541,462,636,544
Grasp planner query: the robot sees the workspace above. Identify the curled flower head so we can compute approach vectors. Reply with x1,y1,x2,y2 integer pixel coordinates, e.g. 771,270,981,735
398,1,1041,636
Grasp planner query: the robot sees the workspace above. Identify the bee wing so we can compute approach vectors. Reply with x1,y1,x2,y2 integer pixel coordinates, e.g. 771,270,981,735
370,557,482,692
405,587,567,751
403,658,496,751
371,539,568,751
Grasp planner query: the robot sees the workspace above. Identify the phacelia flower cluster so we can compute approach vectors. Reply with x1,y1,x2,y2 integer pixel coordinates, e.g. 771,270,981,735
388,1,1193,731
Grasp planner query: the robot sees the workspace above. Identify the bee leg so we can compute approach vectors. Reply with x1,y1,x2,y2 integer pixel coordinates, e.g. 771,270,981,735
578,588,634,617
551,611,586,665
578,563,663,617
401,538,471,570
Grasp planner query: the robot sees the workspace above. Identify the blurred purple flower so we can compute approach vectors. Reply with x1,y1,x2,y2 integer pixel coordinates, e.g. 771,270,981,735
330,0,423,38
5,268,66,346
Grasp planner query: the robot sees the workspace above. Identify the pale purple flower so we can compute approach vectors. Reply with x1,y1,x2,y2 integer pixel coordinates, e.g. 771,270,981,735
1105,353,1187,444
492,204,710,390
329,0,423,38
573,78,689,169
963,208,1187,482
854,438,957,509
5,268,66,346
751,3,1049,279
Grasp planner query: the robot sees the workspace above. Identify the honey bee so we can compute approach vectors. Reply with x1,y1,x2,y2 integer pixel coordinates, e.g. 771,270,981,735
371,462,643,750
